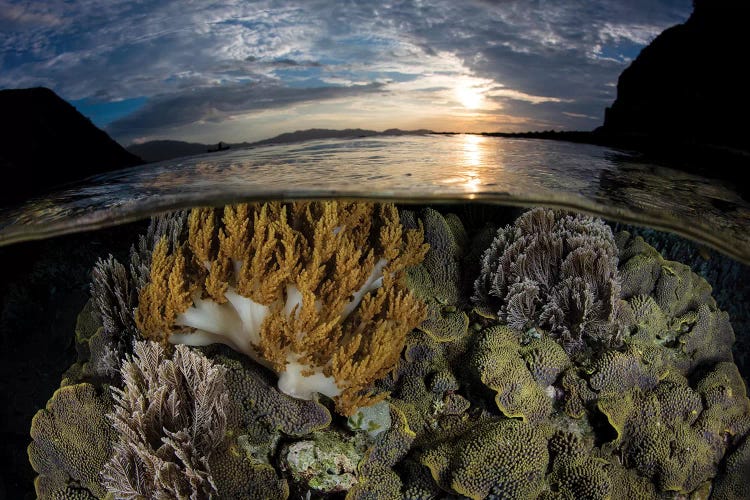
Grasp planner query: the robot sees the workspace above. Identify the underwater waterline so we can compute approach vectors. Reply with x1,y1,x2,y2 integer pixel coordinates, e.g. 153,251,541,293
1,136,749,499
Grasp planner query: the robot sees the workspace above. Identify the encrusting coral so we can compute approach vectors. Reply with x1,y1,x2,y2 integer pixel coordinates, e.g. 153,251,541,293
419,416,549,499
401,208,470,342
135,201,428,416
617,231,735,374
28,383,115,499
473,207,624,357
469,325,570,424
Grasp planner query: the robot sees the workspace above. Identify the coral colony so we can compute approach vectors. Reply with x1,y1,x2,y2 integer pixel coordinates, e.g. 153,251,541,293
28,203,750,499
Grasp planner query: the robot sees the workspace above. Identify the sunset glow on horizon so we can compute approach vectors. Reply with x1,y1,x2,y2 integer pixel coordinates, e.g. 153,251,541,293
0,1,693,145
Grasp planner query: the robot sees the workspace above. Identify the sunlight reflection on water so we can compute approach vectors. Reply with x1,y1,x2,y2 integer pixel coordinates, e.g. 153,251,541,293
0,134,748,263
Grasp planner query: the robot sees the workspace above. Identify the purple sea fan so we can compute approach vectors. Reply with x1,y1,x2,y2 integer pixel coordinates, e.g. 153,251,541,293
102,341,230,499
472,208,624,356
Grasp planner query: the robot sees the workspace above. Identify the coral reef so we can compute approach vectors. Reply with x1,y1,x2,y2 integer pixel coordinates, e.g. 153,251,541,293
419,417,549,499
473,208,624,357
27,205,750,499
136,202,427,415
617,231,735,374
469,325,569,423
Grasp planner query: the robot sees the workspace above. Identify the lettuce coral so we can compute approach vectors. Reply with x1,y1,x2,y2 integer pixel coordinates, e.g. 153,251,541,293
618,232,735,373
419,417,549,499
28,383,115,499
217,353,331,437
473,208,624,357
402,208,470,342
468,325,562,423
135,201,427,415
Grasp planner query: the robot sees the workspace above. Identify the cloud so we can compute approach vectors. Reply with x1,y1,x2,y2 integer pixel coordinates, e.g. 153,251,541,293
106,80,385,142
1,0,693,138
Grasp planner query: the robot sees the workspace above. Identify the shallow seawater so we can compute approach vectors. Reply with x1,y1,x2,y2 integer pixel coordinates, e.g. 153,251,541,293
1,136,749,499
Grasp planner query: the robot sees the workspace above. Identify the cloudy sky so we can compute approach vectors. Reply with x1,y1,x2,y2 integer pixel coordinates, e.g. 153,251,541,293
1,0,692,145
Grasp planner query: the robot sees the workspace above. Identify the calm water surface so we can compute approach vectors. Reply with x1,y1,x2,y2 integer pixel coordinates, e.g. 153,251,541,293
0,134,748,263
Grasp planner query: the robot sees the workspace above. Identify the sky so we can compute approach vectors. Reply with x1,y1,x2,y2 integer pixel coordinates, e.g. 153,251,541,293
0,0,692,146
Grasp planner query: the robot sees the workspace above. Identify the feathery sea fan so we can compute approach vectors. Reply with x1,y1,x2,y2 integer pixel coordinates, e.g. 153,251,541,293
102,341,230,499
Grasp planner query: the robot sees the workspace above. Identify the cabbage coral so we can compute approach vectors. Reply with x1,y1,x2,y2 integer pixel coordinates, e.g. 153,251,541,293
135,201,427,415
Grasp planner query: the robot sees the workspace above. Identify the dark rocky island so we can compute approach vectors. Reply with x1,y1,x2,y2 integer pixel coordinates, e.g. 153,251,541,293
0,87,143,205
601,0,748,152
480,0,749,181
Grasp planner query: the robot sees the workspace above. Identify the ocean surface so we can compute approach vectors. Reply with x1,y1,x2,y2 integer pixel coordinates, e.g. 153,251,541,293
0,134,748,264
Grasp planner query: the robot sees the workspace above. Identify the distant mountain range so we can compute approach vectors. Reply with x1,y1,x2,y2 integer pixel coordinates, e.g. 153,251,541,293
126,128,435,163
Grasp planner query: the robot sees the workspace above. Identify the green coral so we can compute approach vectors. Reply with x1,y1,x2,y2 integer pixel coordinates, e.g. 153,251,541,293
469,325,566,423
210,441,289,499
218,353,332,436
28,383,115,500
386,329,472,440
403,208,470,342
618,232,734,374
711,434,750,500
419,417,549,499
347,403,416,499
595,363,750,493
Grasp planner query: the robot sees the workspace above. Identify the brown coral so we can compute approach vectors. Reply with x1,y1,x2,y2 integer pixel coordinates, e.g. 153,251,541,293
135,201,427,415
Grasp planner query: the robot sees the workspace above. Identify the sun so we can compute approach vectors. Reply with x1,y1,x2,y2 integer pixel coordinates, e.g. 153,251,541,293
456,85,484,109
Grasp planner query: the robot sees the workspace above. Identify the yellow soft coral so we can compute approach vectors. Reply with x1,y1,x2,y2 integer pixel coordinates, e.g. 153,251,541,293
136,201,427,415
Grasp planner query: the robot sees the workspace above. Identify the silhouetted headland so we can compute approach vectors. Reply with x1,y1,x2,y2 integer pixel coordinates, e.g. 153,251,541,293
481,0,750,181
601,0,748,152
0,87,143,205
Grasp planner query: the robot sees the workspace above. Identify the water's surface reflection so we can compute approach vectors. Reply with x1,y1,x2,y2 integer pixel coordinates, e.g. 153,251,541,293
0,135,748,263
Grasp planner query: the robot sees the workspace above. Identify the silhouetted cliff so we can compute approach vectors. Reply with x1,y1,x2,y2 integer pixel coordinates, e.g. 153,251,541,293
601,0,749,152
0,87,143,205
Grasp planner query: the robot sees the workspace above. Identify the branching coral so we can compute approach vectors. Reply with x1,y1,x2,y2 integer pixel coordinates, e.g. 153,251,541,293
473,208,624,357
135,201,427,415
102,341,231,499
